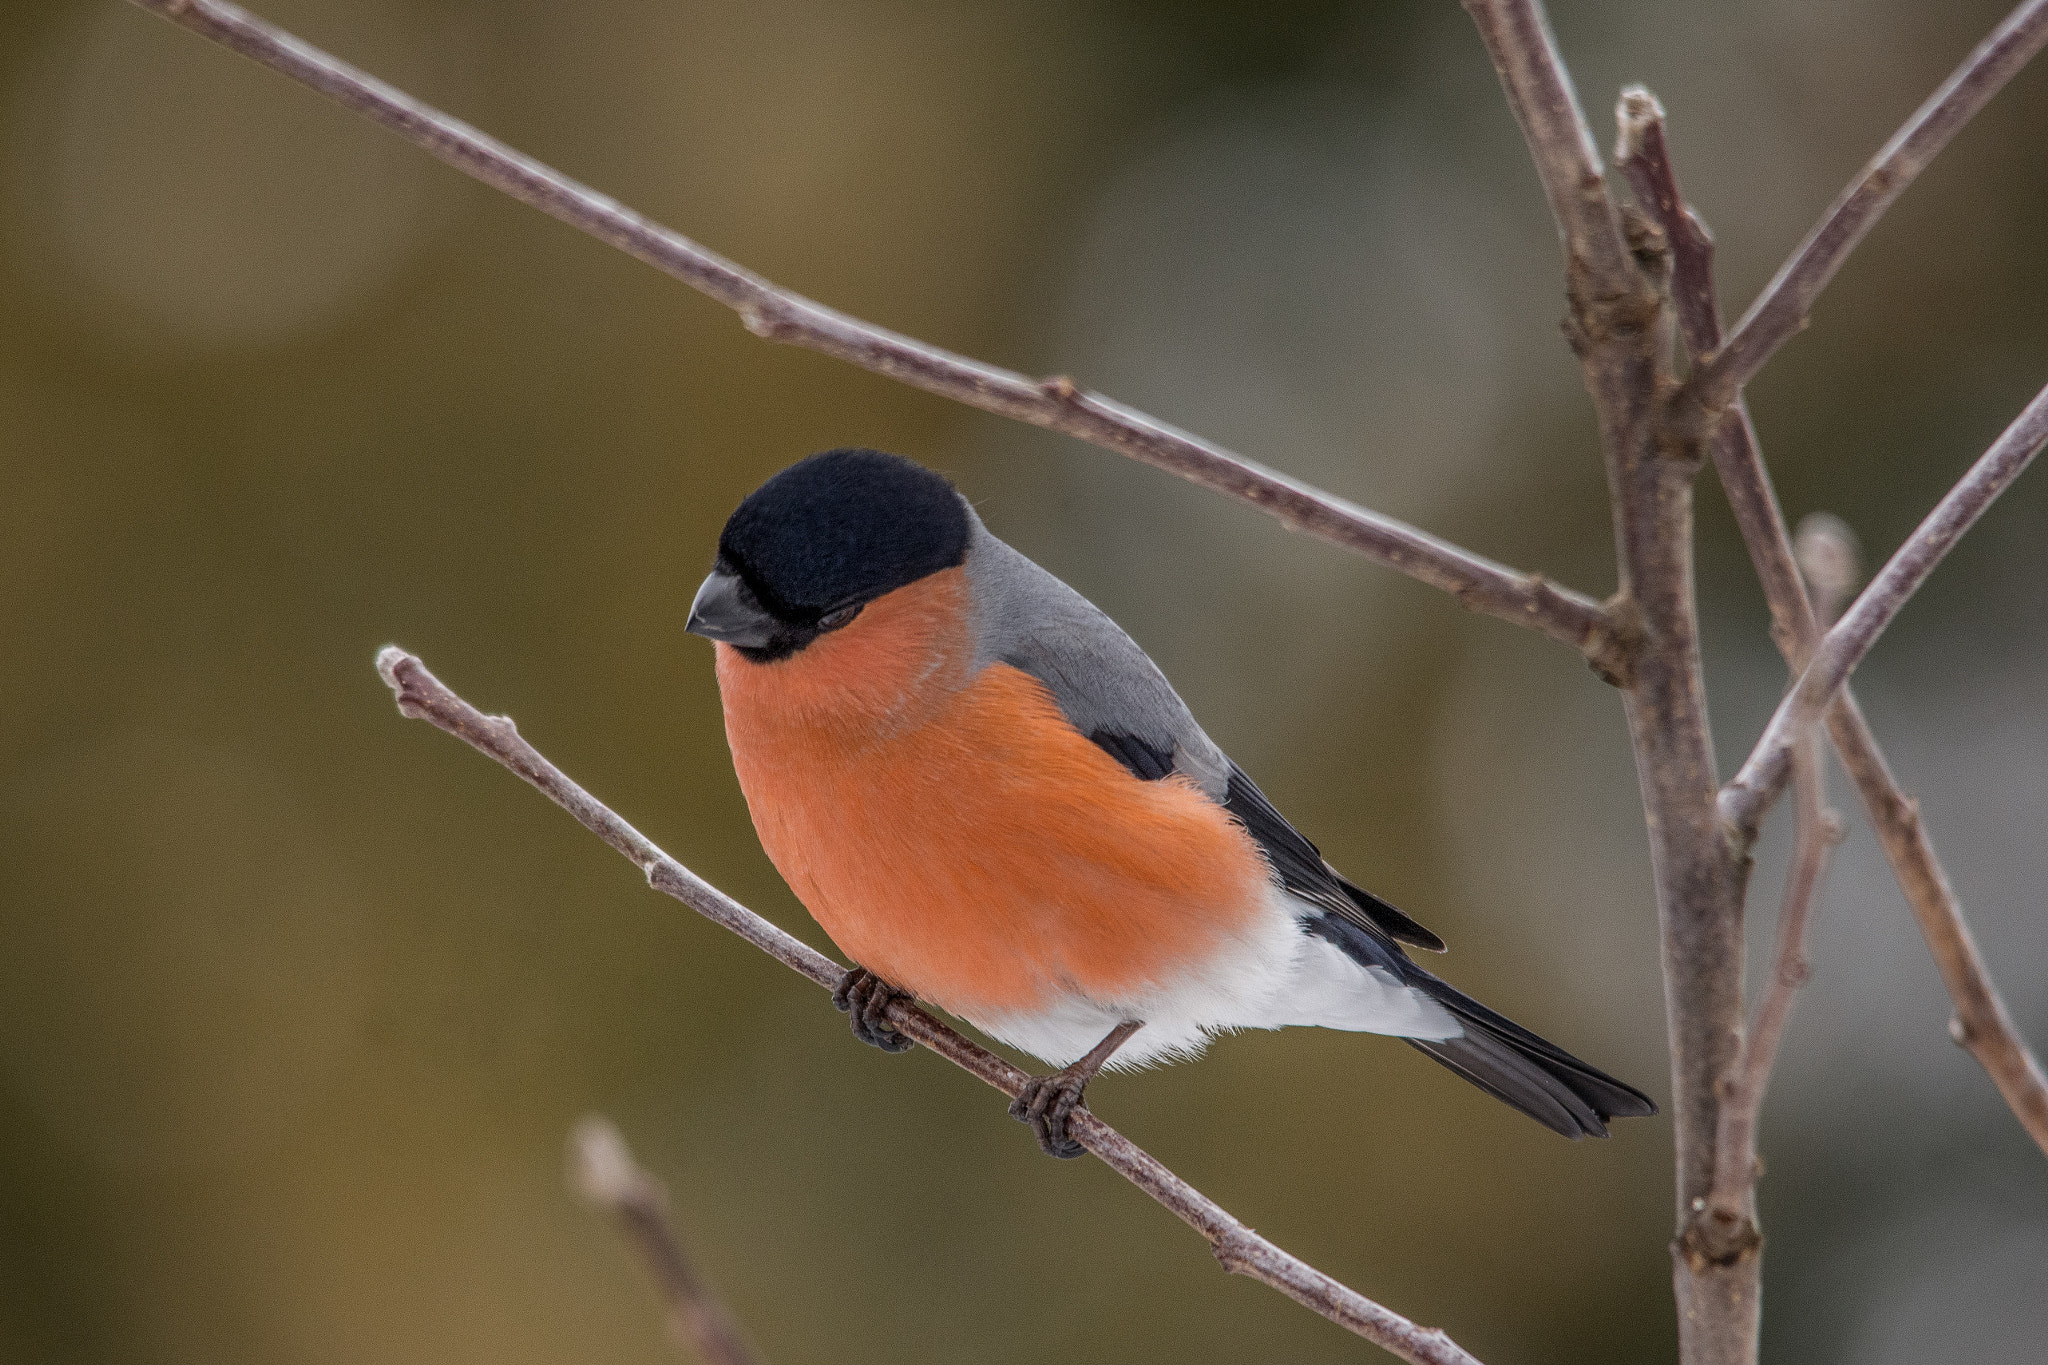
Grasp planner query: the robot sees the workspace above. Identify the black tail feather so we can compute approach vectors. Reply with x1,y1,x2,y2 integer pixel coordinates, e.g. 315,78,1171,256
1405,970,1658,1139
1307,912,1659,1138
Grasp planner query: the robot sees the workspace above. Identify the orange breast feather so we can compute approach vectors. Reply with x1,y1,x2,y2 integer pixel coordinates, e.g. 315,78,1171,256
714,569,1272,1019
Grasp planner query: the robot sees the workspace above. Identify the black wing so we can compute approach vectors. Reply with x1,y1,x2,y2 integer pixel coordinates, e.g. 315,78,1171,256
1088,728,1177,782
1088,729,1447,953
1222,763,1447,953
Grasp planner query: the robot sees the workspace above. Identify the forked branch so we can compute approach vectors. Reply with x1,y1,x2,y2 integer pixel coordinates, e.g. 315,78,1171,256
124,0,1623,678
137,4,2048,1363
1722,378,2048,833
1700,519,1854,1246
1619,90,2048,1161
377,648,1483,1365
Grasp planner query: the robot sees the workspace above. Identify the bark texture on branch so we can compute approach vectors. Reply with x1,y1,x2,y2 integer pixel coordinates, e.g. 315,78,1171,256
1462,0,1637,291
377,648,1483,1365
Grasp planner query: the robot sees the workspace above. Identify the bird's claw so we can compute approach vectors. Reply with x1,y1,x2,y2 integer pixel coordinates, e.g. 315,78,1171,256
1009,1072,1090,1159
833,967,914,1053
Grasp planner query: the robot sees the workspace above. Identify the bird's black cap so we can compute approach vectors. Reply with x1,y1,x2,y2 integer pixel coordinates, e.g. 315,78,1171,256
716,448,970,625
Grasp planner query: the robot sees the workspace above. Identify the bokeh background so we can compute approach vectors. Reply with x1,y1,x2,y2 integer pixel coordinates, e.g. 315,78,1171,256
4,0,2046,1360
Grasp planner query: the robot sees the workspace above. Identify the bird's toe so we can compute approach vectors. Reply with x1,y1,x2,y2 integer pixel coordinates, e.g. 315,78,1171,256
1010,1074,1089,1159
833,967,914,1053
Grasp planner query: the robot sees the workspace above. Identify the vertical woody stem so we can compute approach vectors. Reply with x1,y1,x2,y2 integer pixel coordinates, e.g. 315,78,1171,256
1465,5,1755,1360
1608,372,1758,1365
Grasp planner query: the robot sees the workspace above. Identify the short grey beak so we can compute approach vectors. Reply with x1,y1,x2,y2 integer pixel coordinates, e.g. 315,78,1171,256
686,568,778,648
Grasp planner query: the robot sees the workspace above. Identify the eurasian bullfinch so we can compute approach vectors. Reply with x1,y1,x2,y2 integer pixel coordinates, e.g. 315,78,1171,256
688,448,1655,1157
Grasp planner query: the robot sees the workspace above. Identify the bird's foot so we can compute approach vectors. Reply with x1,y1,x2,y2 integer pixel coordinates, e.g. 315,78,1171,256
1006,1021,1142,1159
832,967,914,1053
1008,1069,1092,1159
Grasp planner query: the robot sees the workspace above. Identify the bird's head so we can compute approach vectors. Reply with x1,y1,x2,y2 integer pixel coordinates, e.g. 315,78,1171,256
688,448,970,663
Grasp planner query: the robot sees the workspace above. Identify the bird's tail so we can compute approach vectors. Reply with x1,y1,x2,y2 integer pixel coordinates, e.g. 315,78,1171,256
1402,968,1658,1139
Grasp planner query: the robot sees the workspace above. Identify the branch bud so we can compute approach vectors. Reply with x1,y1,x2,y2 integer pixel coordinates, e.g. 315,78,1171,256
569,1115,654,1208
1614,85,1664,164
1793,512,1862,623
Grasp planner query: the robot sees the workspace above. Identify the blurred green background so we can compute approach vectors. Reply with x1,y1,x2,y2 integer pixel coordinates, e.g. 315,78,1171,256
3,1,2046,1361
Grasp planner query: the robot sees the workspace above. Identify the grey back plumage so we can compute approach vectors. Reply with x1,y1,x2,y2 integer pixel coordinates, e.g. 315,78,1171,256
962,513,1231,799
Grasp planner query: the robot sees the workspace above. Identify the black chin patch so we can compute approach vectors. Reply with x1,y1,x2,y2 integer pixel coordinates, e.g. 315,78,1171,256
717,449,971,629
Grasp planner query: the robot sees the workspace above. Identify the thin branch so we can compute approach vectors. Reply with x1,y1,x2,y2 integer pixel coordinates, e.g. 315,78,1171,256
1700,520,1854,1243
1701,731,1835,1236
1828,698,2048,1151
1689,0,2048,411
1461,0,1638,294
376,648,1483,1365
1623,91,2048,1160
1721,377,2048,834
570,1117,764,1365
122,0,1624,680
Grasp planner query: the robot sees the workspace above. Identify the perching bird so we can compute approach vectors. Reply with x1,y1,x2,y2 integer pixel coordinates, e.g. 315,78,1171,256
688,448,1656,1157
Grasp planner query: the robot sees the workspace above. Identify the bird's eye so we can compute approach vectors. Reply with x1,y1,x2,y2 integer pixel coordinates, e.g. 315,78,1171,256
818,603,862,631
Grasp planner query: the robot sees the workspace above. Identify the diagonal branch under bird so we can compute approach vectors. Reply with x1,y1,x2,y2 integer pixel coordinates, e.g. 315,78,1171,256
376,645,1485,1365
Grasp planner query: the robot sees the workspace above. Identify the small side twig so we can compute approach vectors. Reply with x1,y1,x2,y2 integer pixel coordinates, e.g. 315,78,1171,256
377,648,1483,1365
571,1117,763,1365
1698,519,1855,1246
1689,0,2048,409
122,0,1624,679
1615,87,1719,360
1722,377,2048,834
1699,734,1834,1236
